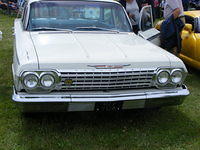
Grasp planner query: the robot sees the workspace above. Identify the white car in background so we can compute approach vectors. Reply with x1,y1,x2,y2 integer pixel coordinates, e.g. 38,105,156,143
12,0,189,112
0,31,2,40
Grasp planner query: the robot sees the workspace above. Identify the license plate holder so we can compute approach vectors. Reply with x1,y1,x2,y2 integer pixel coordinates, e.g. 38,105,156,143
95,101,123,111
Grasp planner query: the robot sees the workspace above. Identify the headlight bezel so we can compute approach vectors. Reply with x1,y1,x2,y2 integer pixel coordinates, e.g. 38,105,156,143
20,70,60,92
155,68,186,88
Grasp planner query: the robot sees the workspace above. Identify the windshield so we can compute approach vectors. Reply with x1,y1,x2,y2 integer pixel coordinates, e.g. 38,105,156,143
27,1,132,32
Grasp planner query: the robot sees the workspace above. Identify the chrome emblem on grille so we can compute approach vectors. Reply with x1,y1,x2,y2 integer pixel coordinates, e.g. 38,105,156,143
65,79,73,85
88,64,130,69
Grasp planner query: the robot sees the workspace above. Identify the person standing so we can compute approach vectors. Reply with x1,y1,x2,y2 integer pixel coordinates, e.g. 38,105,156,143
126,0,140,23
161,0,185,55
164,0,184,20
119,0,140,33
153,0,161,19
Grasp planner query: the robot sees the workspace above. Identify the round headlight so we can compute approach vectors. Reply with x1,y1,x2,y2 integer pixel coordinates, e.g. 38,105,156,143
157,70,170,85
23,73,39,89
171,70,183,84
40,74,55,88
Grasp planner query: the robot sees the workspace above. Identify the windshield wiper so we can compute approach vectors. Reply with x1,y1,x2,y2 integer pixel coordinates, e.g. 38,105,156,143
31,27,73,32
74,26,120,33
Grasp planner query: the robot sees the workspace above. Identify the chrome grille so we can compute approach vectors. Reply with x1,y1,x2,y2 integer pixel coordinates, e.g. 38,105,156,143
60,69,155,91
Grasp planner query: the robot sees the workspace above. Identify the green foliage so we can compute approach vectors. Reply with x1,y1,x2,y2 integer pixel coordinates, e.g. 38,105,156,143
0,14,200,150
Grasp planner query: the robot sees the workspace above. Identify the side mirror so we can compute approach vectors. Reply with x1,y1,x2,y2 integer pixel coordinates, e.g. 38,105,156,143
184,24,192,33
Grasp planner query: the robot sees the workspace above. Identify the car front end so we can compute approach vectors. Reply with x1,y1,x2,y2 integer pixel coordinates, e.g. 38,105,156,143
12,64,189,112
12,0,189,112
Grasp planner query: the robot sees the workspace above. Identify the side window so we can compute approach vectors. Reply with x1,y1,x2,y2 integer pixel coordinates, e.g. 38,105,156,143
185,15,195,30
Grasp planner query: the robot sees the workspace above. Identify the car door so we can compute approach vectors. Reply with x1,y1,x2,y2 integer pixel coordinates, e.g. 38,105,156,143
181,15,196,60
137,5,161,46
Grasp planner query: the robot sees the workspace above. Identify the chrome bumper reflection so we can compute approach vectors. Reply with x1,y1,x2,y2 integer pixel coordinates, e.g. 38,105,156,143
13,85,189,103
12,85,189,112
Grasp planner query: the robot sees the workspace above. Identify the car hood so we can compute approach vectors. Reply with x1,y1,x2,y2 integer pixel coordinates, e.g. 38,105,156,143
30,32,172,70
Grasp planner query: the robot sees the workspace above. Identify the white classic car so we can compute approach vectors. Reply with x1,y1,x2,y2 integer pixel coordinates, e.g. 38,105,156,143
12,0,189,112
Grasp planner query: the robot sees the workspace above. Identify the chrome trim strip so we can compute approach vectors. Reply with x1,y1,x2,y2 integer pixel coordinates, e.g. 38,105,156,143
87,64,131,69
12,85,189,103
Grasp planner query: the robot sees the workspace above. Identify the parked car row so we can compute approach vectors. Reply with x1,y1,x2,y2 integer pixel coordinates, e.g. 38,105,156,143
12,0,189,112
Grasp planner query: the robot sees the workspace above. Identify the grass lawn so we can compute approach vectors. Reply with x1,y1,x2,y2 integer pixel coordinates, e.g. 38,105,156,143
0,13,200,150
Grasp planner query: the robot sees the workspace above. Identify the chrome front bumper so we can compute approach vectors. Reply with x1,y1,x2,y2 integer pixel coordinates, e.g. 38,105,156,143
12,85,189,112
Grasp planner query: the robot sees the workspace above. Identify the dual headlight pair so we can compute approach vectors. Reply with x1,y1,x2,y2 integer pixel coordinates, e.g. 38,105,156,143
21,71,59,90
21,69,185,91
156,69,185,87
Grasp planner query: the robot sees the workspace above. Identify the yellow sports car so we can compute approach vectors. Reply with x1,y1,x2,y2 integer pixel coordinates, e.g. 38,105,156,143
181,11,200,69
155,11,200,69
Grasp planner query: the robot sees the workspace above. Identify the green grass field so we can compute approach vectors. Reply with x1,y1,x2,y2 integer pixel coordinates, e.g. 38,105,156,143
0,13,200,150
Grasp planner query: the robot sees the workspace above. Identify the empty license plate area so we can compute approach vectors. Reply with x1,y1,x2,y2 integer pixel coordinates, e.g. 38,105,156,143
95,101,123,111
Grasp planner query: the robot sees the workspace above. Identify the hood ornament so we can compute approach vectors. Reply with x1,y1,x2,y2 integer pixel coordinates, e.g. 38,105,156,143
88,64,131,69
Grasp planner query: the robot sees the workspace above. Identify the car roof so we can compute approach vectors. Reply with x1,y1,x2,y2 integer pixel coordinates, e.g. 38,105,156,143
184,11,200,18
27,0,119,5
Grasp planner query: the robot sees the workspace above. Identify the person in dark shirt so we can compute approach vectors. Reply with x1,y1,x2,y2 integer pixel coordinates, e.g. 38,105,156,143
182,0,189,10
153,0,161,19
161,0,185,55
